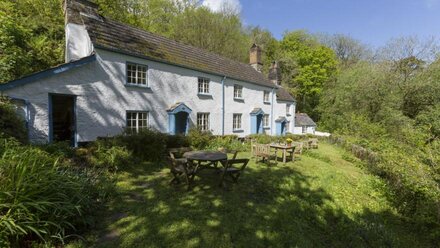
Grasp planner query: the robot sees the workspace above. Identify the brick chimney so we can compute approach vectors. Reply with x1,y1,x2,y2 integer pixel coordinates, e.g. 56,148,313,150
268,61,281,86
249,44,262,72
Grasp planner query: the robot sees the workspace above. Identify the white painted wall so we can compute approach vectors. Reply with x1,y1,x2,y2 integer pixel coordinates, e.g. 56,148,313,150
273,100,295,134
65,23,94,62
3,48,295,143
294,125,316,135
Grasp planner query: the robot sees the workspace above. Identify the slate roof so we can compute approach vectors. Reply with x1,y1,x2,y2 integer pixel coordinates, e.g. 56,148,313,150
295,113,317,127
277,87,295,102
81,15,275,88
66,0,295,100
0,54,96,90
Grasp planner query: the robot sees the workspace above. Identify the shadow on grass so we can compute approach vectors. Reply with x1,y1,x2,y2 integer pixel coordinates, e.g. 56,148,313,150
93,160,431,248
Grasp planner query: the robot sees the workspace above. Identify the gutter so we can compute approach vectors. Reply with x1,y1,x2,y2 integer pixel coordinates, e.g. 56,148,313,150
221,76,227,135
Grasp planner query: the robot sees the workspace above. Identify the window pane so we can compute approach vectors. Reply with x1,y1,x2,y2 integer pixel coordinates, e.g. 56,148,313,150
127,63,148,85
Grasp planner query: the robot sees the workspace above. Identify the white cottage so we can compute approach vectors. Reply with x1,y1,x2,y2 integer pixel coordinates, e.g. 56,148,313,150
293,113,317,134
0,0,296,146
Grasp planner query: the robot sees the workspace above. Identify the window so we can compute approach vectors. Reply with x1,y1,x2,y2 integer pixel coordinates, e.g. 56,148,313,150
286,104,291,115
285,121,290,132
263,91,270,102
197,113,210,131
234,85,243,99
198,77,210,94
127,62,148,85
127,111,149,133
233,114,242,130
302,126,306,134
263,114,270,127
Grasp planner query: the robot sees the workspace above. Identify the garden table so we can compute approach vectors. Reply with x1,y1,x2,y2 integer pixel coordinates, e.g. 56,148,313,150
183,150,228,170
270,144,295,163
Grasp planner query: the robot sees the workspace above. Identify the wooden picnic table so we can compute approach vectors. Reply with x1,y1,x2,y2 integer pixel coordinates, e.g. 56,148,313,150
183,150,228,170
270,143,295,163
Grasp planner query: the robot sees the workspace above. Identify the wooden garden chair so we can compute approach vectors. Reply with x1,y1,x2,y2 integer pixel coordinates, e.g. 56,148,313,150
218,147,239,159
168,147,196,190
219,159,250,187
254,143,276,164
294,142,303,155
309,138,318,149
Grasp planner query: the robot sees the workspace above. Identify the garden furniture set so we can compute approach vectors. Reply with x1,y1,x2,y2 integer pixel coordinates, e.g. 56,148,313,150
168,147,249,190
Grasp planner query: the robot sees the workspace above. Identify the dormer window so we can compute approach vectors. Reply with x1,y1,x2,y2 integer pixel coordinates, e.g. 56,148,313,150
234,85,243,99
198,77,210,94
127,62,148,86
263,91,270,103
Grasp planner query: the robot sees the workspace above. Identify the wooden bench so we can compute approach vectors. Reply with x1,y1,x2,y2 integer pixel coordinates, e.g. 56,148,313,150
253,143,276,164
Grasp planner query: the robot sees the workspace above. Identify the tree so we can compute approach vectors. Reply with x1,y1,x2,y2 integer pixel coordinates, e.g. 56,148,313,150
278,31,338,120
246,26,279,73
319,33,371,68
0,0,64,83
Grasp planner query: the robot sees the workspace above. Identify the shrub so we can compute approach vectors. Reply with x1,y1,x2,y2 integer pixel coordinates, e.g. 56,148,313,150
0,137,113,246
166,134,190,149
206,135,245,151
0,97,27,143
187,128,213,150
83,140,132,171
113,129,167,162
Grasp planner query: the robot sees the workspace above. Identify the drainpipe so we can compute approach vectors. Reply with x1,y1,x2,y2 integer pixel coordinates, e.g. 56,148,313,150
270,87,275,135
221,76,227,135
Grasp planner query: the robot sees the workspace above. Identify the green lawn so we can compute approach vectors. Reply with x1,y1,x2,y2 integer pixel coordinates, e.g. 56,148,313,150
73,142,432,247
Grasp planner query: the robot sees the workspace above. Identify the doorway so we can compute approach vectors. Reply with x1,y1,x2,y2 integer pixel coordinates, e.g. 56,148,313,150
50,94,76,146
175,112,189,135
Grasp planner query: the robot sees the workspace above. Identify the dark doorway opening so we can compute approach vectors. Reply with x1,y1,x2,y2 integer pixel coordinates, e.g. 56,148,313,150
256,114,263,134
50,94,76,146
175,112,189,135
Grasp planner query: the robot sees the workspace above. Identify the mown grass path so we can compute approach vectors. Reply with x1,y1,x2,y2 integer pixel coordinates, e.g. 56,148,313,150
77,142,432,247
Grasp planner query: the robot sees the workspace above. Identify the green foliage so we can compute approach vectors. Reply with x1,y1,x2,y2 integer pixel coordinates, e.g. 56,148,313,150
278,30,338,119
187,128,213,150
166,134,190,149
0,0,64,83
206,135,245,151
113,129,167,162
79,140,132,171
0,137,114,246
0,97,27,143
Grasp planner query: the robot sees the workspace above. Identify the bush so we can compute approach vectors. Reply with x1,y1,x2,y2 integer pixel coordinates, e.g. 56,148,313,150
166,134,190,149
82,140,132,171
206,135,245,151
0,97,27,143
187,128,213,150
0,137,114,246
113,129,167,162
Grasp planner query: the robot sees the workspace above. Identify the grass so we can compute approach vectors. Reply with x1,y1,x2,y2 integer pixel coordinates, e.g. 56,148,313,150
70,142,433,247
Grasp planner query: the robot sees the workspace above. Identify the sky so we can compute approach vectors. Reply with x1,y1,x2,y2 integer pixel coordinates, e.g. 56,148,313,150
202,0,440,48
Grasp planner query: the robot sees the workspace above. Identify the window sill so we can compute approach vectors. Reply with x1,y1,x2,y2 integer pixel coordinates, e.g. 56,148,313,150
125,83,150,89
286,114,291,116
197,93,213,98
263,126,270,129
234,97,244,102
263,101,271,104
233,129,244,133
